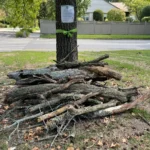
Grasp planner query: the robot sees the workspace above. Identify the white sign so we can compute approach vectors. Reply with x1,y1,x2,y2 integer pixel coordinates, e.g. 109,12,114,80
61,5,74,23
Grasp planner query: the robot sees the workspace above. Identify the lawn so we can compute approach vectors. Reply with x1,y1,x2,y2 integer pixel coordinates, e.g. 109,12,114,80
0,50,150,150
41,34,150,40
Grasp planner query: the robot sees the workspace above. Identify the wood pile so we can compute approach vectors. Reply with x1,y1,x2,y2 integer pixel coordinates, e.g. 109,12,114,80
1,54,150,143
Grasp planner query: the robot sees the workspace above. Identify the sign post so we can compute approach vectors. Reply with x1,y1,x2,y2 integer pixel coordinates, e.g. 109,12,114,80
55,0,78,62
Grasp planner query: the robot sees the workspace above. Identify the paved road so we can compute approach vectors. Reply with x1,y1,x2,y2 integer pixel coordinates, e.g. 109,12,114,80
0,30,150,52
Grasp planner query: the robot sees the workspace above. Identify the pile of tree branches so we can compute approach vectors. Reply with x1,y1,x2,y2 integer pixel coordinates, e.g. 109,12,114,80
1,54,150,145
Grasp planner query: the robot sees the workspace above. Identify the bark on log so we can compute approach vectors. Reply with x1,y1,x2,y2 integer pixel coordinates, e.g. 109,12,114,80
90,90,150,118
56,54,109,69
46,101,117,130
5,83,136,104
56,62,107,69
85,66,122,80
38,92,109,122
7,68,89,82
29,93,84,112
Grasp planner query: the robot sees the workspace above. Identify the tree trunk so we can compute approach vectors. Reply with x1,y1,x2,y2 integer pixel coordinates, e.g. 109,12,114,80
55,0,78,62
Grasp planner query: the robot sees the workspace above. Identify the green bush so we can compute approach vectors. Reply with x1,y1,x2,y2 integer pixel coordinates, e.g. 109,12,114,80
126,17,133,22
133,20,140,23
93,9,104,21
141,5,150,19
0,23,7,28
142,16,150,22
21,28,33,33
16,30,30,38
107,9,126,21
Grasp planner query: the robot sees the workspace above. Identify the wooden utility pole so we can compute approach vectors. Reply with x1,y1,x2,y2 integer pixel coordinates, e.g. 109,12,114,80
55,0,78,62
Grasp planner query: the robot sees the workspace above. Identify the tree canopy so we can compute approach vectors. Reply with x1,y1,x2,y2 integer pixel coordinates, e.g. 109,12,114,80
107,9,126,21
1,0,42,28
40,0,91,20
123,0,150,20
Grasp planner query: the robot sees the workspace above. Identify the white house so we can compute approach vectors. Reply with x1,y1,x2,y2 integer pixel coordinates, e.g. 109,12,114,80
85,0,129,21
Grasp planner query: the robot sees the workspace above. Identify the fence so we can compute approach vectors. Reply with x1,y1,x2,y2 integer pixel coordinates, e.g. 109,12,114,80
40,20,150,35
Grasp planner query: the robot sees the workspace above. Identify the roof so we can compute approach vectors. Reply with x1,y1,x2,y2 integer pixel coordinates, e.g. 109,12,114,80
110,2,129,12
86,0,117,13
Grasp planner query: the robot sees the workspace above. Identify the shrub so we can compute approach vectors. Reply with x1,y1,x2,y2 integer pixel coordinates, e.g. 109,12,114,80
93,9,104,21
21,28,33,33
126,17,133,22
141,5,150,19
133,20,140,23
142,16,150,22
16,30,30,38
0,23,7,28
107,9,126,21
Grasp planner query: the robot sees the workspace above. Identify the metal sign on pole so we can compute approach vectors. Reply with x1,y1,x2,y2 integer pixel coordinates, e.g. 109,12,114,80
55,0,78,62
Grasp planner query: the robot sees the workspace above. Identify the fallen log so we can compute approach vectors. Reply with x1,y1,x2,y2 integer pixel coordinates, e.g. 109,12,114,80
6,82,140,104
90,90,150,118
46,91,150,130
5,83,134,104
85,66,122,80
39,100,117,123
29,93,103,112
56,54,109,69
7,68,89,82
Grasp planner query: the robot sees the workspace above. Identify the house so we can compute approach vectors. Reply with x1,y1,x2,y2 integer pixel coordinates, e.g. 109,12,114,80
84,0,129,21
110,2,130,17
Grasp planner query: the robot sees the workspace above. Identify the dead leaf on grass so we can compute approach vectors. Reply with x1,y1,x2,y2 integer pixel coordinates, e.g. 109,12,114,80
122,138,127,143
67,144,74,150
97,140,103,146
32,147,40,150
110,142,120,148
8,147,16,150
84,139,89,143
56,145,61,150
4,105,9,110
103,117,110,124
67,147,74,150
43,144,50,149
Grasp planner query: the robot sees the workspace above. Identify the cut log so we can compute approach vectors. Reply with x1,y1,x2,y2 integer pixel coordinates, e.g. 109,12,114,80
85,66,122,80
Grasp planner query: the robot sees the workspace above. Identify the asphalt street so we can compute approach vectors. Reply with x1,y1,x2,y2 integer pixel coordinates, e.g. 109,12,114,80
0,30,150,52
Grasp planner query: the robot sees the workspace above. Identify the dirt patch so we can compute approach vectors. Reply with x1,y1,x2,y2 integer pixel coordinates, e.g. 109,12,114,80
0,85,150,150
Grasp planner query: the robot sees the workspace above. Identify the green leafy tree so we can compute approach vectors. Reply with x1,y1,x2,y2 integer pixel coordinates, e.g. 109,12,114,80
4,0,42,28
39,1,48,19
123,0,150,21
141,5,150,19
43,0,91,20
107,9,126,21
93,9,104,21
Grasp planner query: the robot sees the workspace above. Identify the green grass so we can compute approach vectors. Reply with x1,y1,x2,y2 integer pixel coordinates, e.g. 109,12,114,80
40,34,150,39
131,108,150,121
0,50,150,87
0,50,150,149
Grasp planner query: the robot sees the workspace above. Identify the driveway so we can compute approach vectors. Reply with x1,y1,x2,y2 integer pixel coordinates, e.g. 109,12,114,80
0,30,150,52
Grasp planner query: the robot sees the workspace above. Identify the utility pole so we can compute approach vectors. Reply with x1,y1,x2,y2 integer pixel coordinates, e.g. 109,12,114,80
55,0,78,62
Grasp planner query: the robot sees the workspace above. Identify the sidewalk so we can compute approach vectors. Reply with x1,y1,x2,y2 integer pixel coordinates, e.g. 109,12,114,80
0,28,20,32
0,28,40,38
